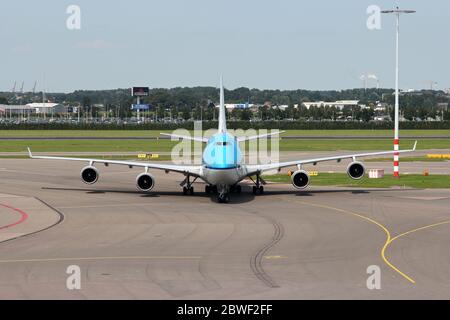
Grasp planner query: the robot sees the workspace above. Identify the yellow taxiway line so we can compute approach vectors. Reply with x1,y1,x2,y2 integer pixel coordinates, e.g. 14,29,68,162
289,198,450,284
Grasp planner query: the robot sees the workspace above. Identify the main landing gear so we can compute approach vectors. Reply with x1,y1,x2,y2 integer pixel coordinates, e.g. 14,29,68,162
250,173,265,195
181,175,197,195
183,186,194,195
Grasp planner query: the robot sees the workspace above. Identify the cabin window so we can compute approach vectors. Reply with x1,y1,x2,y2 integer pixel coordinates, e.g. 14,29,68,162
216,141,228,146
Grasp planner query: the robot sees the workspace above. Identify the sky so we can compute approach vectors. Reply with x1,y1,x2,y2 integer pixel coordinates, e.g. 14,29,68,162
0,0,448,92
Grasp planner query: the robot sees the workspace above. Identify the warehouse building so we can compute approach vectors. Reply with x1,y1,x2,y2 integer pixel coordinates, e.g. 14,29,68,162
26,103,67,114
301,100,361,110
0,103,68,117
0,104,35,116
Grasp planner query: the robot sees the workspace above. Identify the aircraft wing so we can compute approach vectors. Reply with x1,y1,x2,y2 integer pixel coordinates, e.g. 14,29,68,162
160,133,208,143
245,141,417,175
27,148,203,177
236,131,285,142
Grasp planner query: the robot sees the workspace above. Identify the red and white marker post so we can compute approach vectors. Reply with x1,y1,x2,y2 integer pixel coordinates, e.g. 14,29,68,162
382,7,416,178
394,138,399,177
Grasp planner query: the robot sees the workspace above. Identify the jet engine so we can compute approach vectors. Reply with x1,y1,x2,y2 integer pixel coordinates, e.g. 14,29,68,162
136,173,155,192
291,170,310,189
347,161,365,180
81,166,99,184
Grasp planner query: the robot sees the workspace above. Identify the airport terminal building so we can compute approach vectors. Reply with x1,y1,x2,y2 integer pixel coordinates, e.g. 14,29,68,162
0,103,67,117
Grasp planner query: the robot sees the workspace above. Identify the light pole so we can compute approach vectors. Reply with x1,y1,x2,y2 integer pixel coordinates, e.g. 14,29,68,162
382,7,416,178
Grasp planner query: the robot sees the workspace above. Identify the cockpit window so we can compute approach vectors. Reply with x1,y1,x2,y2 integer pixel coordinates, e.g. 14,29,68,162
216,141,228,146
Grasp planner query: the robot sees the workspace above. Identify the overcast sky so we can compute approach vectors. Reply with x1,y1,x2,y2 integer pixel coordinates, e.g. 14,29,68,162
0,0,448,92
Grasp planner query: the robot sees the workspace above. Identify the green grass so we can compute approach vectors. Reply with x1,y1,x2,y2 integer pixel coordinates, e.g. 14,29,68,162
0,154,171,160
277,139,450,151
0,129,448,154
264,172,450,189
280,129,450,136
0,138,448,153
0,140,178,152
0,129,448,138
366,156,449,162
0,130,172,137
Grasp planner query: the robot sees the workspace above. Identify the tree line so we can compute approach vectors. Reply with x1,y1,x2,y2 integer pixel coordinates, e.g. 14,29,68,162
1,87,449,122
0,120,448,130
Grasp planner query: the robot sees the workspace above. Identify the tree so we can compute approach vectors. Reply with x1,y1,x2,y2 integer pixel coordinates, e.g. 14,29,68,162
181,107,191,121
0,96,8,105
444,110,450,121
241,108,252,121
297,103,309,119
82,96,91,118
360,108,374,122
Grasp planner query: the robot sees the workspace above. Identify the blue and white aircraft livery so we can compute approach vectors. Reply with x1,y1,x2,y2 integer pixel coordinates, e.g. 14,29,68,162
28,77,417,203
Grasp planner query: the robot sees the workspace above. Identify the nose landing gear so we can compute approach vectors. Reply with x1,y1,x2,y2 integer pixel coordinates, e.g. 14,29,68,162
217,184,230,203
218,193,230,203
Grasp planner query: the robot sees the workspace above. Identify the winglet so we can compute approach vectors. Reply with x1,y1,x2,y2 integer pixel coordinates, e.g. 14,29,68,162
27,147,33,158
413,140,418,151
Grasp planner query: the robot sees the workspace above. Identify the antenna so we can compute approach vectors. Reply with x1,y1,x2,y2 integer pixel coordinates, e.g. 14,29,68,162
423,80,437,90
359,75,367,91
367,74,379,89
12,81,16,93
360,74,379,90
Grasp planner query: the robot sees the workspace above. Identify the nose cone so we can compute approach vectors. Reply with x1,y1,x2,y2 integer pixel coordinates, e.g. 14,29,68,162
203,133,241,169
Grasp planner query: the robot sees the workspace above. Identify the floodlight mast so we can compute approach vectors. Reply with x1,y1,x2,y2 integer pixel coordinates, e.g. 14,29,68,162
381,7,416,178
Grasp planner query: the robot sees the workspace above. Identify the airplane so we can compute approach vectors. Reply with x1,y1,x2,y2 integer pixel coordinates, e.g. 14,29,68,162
27,77,417,203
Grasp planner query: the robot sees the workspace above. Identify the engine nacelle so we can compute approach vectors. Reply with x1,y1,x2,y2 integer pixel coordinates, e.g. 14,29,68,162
81,166,99,184
291,170,310,189
347,161,365,180
136,173,155,192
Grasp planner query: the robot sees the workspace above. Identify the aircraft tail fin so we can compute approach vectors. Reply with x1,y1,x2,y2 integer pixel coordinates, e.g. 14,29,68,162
218,75,227,132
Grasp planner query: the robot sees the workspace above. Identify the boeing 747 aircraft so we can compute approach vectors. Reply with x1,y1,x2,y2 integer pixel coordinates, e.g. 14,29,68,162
28,78,417,203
